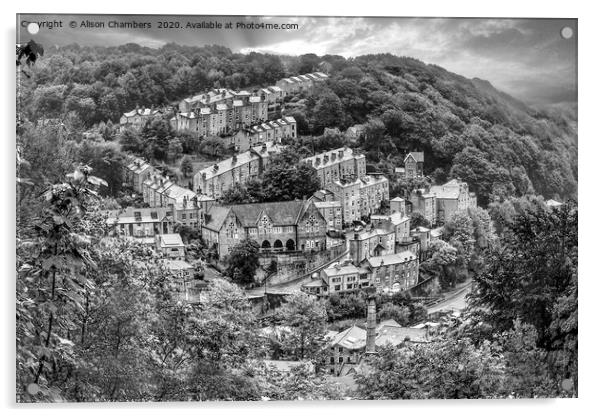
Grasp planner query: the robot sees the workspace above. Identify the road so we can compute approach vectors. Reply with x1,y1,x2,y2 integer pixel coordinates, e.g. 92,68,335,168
426,281,472,315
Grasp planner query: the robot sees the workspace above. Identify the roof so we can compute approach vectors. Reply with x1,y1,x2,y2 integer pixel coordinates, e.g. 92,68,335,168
203,206,232,231
314,201,341,209
404,152,424,163
268,85,282,92
323,263,360,277
227,200,311,228
303,147,358,168
375,326,429,346
366,251,417,268
195,141,283,181
370,211,408,227
376,319,402,332
546,199,563,207
353,227,394,242
106,207,171,225
431,227,444,238
330,325,366,350
429,180,463,200
122,108,162,118
390,197,405,202
163,184,196,202
157,233,184,247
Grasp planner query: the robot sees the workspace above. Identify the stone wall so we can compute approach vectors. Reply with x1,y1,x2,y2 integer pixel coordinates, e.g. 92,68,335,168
259,246,347,285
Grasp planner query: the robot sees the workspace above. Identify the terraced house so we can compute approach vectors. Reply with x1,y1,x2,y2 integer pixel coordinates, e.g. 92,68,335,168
193,141,284,199
200,200,327,258
119,107,164,131
302,147,367,188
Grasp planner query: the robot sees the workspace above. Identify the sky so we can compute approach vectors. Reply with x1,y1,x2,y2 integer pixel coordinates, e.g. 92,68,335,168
17,15,577,104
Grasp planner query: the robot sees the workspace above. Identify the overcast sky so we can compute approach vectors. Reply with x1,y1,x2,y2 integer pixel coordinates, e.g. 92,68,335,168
18,15,577,104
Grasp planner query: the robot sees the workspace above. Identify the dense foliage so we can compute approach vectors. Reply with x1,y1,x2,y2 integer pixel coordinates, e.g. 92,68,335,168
21,45,576,206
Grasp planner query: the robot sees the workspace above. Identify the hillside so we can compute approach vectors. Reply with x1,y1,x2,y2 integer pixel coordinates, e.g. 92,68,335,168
21,45,577,205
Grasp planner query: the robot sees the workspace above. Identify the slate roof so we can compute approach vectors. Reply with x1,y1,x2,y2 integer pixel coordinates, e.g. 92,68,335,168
323,263,360,277
105,207,171,225
329,325,366,350
157,233,184,247
404,152,424,163
203,206,232,231
227,200,309,227
375,326,428,346
366,251,417,268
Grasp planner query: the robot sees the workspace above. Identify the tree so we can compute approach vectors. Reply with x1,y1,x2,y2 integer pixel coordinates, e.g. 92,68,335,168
224,238,261,285
422,240,458,289
260,149,321,202
355,339,506,399
410,212,430,229
180,155,194,178
310,92,344,134
275,292,327,361
17,166,108,402
469,202,577,358
220,182,254,205
119,128,144,154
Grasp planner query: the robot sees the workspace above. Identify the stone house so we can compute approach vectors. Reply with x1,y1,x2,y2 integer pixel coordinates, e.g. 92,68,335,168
200,200,328,259
404,151,424,179
155,233,186,260
430,179,478,223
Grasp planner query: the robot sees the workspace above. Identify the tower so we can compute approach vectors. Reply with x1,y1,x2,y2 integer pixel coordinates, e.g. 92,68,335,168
365,287,377,355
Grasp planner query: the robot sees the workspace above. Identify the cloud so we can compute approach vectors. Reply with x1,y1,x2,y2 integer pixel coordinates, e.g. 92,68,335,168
18,14,576,104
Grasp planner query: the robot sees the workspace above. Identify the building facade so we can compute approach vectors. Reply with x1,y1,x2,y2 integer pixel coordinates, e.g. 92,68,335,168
229,117,297,152
200,200,328,259
303,147,367,188
409,189,437,226
105,207,174,241
404,152,424,179
193,141,284,199
119,108,164,131
430,179,478,223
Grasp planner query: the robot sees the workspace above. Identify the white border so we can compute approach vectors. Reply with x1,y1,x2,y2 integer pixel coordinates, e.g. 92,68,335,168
3,1,598,416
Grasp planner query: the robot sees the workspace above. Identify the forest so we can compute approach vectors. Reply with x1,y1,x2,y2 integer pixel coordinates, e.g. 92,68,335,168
16,41,578,401
20,43,577,206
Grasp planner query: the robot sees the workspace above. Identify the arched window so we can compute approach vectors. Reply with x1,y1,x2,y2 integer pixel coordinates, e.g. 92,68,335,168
286,239,296,251
274,240,283,250
261,240,271,249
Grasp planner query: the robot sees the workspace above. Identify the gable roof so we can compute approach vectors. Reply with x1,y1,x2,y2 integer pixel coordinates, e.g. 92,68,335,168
227,200,311,227
203,206,232,231
330,325,366,350
404,152,424,163
157,233,184,247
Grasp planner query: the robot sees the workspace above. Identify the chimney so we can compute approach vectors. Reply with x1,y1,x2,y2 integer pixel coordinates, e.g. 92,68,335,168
331,152,337,161
338,150,344,159
232,155,238,164
324,154,329,163
365,287,377,355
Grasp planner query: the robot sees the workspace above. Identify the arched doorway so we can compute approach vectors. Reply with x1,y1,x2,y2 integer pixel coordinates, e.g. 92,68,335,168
273,240,283,251
261,240,271,251
286,239,296,251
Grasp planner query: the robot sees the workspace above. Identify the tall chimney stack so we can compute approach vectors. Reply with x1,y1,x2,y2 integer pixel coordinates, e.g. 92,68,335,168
365,287,377,355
